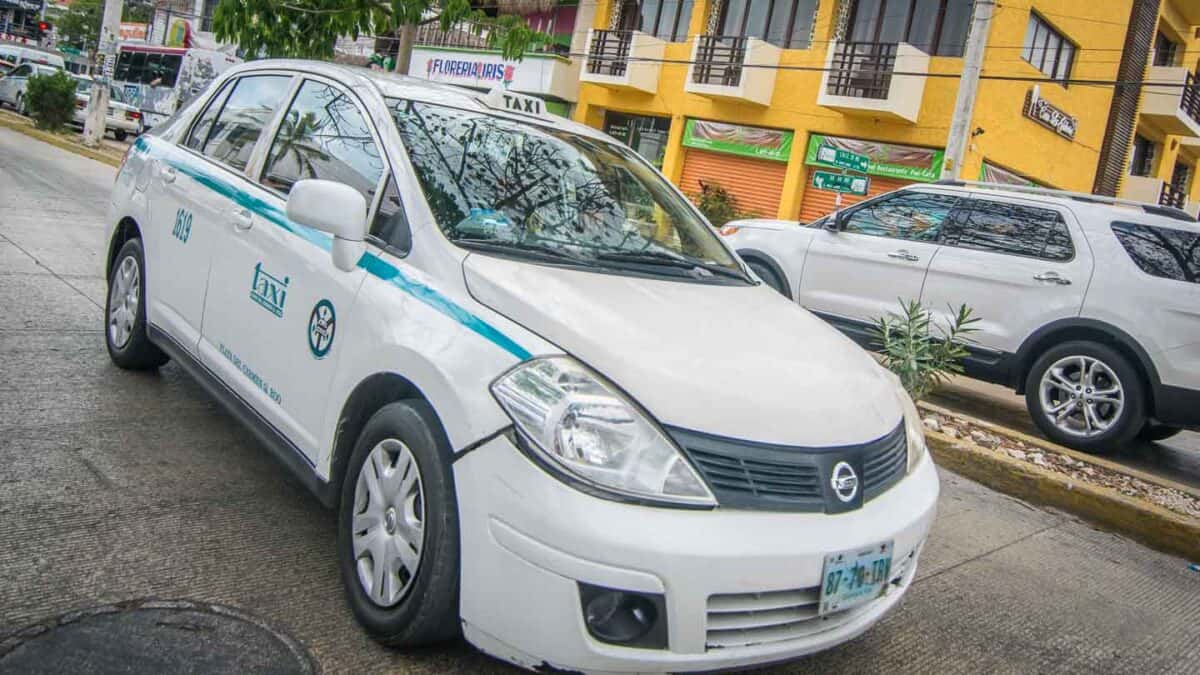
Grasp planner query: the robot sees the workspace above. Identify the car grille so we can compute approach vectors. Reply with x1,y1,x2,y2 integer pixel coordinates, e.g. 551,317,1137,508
666,421,907,512
705,548,916,650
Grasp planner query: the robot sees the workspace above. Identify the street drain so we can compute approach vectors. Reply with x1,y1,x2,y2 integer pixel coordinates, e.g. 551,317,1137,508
0,598,317,674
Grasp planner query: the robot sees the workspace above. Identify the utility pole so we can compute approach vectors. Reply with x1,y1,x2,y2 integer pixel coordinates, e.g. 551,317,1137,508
941,0,996,180
83,0,124,148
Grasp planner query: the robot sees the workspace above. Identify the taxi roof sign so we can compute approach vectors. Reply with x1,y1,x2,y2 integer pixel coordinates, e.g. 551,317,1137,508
483,86,546,118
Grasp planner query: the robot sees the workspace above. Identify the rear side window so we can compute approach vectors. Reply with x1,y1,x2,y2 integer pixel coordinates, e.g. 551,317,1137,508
1111,221,1200,283
200,75,292,172
943,200,1073,261
261,79,384,198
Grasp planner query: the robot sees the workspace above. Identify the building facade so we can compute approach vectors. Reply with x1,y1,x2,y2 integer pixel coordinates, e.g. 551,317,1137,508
574,0,1200,221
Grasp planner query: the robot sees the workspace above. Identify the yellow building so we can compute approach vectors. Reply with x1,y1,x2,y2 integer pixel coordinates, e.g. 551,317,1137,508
572,0,1200,221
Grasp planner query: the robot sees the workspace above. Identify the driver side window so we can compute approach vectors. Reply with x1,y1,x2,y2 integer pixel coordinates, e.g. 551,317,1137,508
841,192,960,242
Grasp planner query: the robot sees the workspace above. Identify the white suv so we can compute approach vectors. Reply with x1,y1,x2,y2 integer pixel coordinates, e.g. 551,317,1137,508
104,61,938,671
723,182,1200,454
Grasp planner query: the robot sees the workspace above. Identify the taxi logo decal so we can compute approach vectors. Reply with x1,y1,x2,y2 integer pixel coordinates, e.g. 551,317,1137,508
308,299,336,359
250,262,289,318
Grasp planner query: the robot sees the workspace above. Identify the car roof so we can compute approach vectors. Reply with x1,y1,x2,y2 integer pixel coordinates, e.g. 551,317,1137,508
227,59,614,144
903,182,1200,231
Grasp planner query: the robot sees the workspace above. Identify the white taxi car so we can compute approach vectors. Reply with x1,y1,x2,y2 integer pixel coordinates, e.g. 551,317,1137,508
105,60,938,672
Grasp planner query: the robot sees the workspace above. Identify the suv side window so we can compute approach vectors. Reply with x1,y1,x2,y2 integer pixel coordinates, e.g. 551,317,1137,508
943,199,1074,261
260,79,384,200
200,74,292,172
1111,221,1199,283
841,192,959,242
184,79,233,152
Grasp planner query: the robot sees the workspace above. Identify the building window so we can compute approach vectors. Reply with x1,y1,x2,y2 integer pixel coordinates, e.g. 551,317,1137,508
623,0,695,42
1022,13,1075,82
718,0,820,49
1129,135,1156,177
1153,31,1179,67
846,0,974,56
604,112,672,168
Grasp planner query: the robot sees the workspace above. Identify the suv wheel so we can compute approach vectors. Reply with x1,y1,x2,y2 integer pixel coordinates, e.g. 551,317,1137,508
105,238,169,370
337,400,460,647
15,92,26,116
747,260,785,296
1025,341,1145,454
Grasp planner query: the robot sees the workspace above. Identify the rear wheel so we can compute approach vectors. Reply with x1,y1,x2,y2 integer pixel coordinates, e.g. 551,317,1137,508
105,238,168,370
747,259,786,296
337,400,460,647
1025,341,1144,454
1137,422,1183,442
113,129,128,142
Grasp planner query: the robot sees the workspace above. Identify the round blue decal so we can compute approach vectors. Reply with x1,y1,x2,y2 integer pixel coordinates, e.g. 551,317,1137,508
308,299,336,359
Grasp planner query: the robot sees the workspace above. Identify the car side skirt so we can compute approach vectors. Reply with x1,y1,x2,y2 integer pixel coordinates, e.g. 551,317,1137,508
147,324,338,508
808,311,1016,387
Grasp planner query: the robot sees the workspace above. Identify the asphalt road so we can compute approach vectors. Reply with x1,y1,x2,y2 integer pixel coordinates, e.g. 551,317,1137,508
1,128,1199,673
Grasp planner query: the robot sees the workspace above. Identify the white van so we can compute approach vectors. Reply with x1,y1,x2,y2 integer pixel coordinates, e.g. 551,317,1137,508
105,60,939,672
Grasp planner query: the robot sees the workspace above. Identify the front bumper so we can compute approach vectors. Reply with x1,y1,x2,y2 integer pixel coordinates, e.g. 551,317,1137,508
453,433,939,673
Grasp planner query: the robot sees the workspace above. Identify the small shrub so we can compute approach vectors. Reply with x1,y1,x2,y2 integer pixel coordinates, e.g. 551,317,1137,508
692,180,757,227
26,70,78,132
872,299,979,401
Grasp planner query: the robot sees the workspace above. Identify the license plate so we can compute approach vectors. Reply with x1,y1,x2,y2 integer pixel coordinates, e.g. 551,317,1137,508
818,541,893,615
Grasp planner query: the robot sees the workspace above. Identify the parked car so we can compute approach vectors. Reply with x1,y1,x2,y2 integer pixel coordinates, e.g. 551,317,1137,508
105,60,939,672
0,62,59,114
71,75,142,141
722,182,1200,454
0,42,66,70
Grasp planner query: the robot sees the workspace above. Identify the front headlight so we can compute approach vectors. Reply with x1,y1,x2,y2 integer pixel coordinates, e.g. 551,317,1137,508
491,356,716,506
898,387,927,473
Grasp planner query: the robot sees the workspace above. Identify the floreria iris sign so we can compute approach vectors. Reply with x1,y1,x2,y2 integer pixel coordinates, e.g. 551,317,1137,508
425,58,515,87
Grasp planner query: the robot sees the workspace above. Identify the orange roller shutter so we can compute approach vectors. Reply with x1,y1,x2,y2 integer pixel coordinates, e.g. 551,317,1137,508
798,174,913,223
678,148,787,220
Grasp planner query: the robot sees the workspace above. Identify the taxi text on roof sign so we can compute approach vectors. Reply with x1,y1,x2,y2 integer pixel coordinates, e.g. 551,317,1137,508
483,87,545,118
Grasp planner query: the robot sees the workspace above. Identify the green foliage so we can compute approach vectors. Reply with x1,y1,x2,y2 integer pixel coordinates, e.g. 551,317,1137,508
25,70,77,132
55,0,154,50
691,181,757,227
872,300,980,401
212,0,549,62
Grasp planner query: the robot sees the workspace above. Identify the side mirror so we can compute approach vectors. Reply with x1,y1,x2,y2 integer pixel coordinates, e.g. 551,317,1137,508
824,212,844,232
286,179,367,272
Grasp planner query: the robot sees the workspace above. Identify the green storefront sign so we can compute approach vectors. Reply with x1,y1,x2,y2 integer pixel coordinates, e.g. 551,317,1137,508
805,134,943,182
811,171,870,196
682,119,793,163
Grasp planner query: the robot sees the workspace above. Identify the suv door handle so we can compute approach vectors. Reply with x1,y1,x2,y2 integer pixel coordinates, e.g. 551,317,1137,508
1034,271,1071,285
887,249,920,261
231,208,253,231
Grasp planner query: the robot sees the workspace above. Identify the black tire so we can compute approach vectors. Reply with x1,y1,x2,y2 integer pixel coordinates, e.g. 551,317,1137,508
337,400,460,648
1137,422,1183,443
105,238,169,370
747,259,786,296
1024,340,1145,454
114,129,128,142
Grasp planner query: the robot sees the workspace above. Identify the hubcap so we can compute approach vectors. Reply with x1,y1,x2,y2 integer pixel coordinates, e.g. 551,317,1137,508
352,439,425,608
107,256,140,349
1038,355,1124,438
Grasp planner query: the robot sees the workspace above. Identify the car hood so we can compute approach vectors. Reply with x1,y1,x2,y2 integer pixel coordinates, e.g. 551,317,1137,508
463,254,903,446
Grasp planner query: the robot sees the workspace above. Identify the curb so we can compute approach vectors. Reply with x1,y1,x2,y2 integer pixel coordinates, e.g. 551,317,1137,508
0,115,123,167
925,429,1200,562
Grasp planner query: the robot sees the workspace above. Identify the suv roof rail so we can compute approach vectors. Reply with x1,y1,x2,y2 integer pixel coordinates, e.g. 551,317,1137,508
922,180,1198,223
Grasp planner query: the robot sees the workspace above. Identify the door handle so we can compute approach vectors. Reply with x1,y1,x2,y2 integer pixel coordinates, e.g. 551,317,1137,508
887,249,920,262
160,165,176,183
1034,271,1071,285
231,208,253,231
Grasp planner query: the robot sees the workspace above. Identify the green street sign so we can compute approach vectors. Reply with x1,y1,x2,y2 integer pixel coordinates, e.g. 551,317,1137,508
815,145,870,173
812,171,870,196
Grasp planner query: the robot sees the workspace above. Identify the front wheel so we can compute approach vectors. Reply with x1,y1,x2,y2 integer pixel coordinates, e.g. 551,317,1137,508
337,400,460,647
747,259,786,296
113,129,128,142
1025,341,1145,454
105,238,168,370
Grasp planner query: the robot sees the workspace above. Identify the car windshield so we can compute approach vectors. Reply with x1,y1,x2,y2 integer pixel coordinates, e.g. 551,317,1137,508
387,99,746,280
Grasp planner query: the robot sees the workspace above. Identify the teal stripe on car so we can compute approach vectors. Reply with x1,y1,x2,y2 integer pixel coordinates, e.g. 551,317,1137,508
148,139,532,361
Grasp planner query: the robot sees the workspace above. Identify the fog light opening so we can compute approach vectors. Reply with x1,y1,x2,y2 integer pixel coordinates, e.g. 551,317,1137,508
578,583,668,649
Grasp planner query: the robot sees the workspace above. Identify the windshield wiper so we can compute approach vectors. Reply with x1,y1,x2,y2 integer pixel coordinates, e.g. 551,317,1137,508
593,249,750,281
451,238,585,264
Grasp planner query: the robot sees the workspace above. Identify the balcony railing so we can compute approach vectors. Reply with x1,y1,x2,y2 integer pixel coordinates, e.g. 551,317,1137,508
1161,182,1188,209
1182,71,1200,127
414,21,566,55
692,35,748,88
585,29,633,77
826,41,898,100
